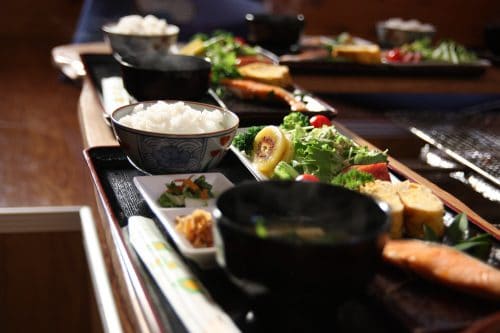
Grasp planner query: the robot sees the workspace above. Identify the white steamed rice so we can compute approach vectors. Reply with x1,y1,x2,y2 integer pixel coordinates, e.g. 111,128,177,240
383,18,435,32
119,101,226,134
110,15,172,35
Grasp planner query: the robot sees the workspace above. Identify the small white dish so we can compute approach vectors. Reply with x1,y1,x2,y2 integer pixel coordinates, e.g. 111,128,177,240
133,172,234,267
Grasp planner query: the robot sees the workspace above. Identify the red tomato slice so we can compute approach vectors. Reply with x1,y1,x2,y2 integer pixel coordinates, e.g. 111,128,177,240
296,174,320,182
349,163,390,181
309,115,331,128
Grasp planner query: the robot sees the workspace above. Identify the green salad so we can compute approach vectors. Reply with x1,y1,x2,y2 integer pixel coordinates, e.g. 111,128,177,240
233,112,388,187
183,31,258,84
402,38,478,64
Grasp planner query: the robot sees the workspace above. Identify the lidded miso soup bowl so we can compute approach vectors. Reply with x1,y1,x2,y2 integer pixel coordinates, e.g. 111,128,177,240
213,181,389,300
115,54,211,102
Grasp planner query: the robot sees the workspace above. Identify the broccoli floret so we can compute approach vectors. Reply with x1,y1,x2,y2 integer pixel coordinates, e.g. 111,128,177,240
232,126,265,155
331,169,374,191
281,112,309,130
272,161,299,180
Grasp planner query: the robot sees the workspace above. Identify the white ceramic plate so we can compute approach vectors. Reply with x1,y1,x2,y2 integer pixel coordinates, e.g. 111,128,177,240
230,142,403,184
133,173,234,268
229,147,267,181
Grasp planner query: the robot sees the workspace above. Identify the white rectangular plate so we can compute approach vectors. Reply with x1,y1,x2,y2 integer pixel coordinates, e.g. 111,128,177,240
133,173,234,267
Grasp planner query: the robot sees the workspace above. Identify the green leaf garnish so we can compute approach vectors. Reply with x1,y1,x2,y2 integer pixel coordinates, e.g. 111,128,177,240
420,213,492,260
454,233,492,260
445,212,468,244
423,224,439,242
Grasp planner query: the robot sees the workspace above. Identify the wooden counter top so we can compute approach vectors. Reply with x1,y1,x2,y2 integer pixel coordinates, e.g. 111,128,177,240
293,71,500,94
78,78,118,148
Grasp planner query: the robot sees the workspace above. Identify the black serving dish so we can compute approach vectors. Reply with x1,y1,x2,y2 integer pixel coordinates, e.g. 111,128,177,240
279,35,491,77
116,54,211,101
281,57,491,77
213,181,389,301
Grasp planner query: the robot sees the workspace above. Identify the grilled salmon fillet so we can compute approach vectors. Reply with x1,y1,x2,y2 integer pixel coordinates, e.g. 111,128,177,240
383,239,500,300
220,78,308,112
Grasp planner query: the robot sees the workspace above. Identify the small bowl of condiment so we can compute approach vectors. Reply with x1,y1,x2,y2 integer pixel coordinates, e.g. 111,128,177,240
213,181,389,302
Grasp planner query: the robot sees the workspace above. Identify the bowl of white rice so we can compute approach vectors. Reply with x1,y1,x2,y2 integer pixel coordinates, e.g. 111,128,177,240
102,15,180,62
376,18,436,48
111,100,239,174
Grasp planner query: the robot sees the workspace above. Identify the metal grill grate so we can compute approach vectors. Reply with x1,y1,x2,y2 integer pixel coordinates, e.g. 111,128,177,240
389,106,500,187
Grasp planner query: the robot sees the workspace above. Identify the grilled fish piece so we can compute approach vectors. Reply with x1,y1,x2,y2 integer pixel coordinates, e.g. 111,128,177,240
220,78,308,112
383,239,500,300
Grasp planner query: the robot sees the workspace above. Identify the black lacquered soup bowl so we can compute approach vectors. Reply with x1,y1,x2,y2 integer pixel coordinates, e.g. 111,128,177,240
213,180,389,302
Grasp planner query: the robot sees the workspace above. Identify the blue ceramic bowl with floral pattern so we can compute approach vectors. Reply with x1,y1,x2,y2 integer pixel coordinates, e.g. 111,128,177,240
111,101,239,174
102,23,180,63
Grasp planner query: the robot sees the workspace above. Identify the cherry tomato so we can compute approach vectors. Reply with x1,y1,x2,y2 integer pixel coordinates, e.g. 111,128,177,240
385,48,403,62
309,115,331,128
234,36,246,45
402,52,414,63
296,174,320,182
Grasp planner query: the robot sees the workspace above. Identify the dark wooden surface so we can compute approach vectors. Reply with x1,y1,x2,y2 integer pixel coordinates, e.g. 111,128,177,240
0,0,105,332
0,232,98,333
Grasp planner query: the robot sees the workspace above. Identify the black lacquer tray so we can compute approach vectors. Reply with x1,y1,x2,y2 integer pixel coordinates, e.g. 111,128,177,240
84,146,500,333
279,37,491,78
80,53,337,127
281,58,491,77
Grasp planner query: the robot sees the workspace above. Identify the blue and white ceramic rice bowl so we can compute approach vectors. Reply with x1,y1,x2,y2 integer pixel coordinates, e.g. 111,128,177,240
111,100,239,174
